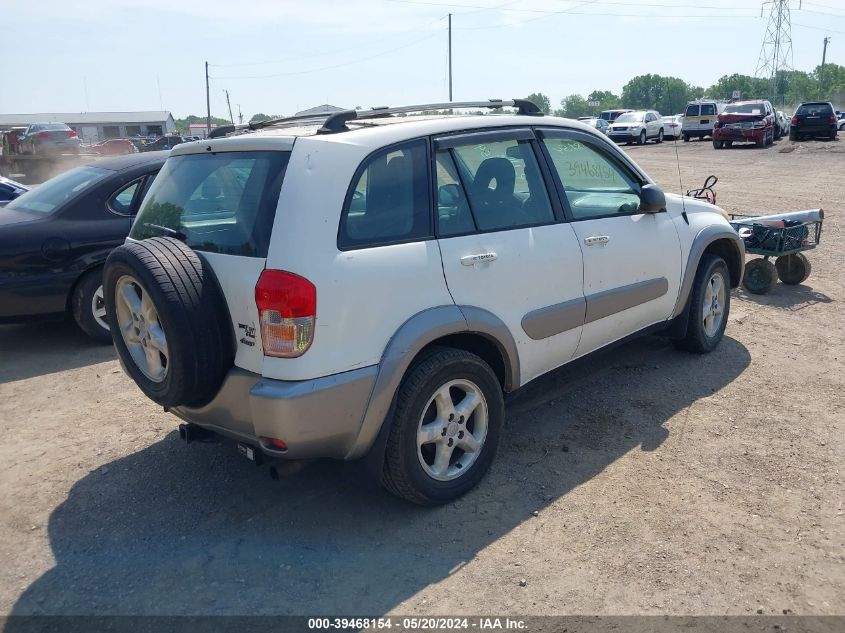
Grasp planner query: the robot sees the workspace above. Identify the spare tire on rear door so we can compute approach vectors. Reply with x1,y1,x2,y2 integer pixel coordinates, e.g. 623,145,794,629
104,237,234,408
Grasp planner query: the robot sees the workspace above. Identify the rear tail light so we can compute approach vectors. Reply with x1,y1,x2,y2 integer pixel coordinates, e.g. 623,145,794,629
255,269,316,358
791,116,798,125
68,130,77,138
830,115,837,124
37,132,48,138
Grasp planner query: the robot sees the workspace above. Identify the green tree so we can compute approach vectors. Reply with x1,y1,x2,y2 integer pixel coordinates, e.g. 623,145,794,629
586,90,621,111
173,114,231,133
554,94,591,118
524,92,551,114
621,74,694,114
248,113,282,123
705,74,769,101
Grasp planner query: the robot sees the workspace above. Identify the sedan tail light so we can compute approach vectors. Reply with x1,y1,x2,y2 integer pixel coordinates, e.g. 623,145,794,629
255,270,316,358
68,130,77,138
36,132,48,139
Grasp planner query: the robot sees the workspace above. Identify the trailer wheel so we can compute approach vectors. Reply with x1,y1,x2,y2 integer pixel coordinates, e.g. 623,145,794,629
742,258,776,294
775,253,811,285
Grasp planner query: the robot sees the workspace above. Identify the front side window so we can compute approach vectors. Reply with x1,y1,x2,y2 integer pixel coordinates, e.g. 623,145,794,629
447,137,555,232
339,140,431,249
130,151,288,257
543,136,641,220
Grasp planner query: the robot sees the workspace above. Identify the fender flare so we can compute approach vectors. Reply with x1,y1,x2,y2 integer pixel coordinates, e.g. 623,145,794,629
346,305,519,460
671,225,745,319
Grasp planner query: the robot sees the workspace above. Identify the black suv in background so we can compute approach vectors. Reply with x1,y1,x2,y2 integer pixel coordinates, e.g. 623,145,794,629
790,102,838,141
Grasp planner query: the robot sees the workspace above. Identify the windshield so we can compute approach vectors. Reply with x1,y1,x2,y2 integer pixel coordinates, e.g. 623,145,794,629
614,113,643,123
5,166,110,215
724,103,763,115
130,151,289,257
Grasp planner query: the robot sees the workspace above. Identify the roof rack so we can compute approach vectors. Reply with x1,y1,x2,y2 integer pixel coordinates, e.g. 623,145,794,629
212,99,543,138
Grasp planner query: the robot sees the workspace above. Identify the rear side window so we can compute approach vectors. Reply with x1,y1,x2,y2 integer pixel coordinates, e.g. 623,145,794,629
685,105,700,117
130,151,288,257
339,139,431,250
701,104,716,116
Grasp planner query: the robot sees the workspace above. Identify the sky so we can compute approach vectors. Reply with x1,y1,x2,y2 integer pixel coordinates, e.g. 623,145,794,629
2,0,844,120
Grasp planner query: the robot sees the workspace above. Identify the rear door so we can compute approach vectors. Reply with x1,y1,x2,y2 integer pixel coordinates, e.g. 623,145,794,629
434,128,585,385
537,128,682,358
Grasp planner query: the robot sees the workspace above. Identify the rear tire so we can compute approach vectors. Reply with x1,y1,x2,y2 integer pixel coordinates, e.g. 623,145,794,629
789,130,797,141
713,140,724,149
775,253,811,285
674,255,731,354
656,129,664,143
71,268,112,344
742,258,776,295
382,348,504,505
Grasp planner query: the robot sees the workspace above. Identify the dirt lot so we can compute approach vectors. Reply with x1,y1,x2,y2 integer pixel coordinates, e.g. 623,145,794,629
0,136,843,618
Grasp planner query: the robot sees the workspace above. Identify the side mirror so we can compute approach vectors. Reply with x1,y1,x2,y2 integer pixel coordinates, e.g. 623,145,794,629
639,184,666,214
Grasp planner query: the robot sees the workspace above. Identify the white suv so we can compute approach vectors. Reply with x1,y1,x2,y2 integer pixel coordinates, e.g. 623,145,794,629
607,110,664,145
103,100,744,505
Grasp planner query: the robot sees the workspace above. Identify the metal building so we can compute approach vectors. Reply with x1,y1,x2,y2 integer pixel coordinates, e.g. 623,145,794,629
0,111,176,144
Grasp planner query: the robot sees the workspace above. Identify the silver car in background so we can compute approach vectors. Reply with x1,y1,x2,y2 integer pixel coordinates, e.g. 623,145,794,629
19,122,81,155
577,116,610,135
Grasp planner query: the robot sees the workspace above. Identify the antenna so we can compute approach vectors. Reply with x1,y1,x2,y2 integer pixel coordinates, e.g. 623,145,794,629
755,0,798,105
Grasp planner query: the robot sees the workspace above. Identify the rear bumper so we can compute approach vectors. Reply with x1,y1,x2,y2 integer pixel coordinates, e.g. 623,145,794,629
171,365,378,460
791,125,836,136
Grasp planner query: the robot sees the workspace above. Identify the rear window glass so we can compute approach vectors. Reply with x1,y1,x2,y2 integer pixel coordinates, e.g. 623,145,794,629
685,105,700,117
796,103,833,115
724,103,763,115
5,166,110,215
130,151,288,257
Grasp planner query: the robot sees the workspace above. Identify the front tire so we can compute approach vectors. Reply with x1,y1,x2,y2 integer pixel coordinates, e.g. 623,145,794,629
675,255,731,353
638,130,646,145
382,348,504,505
71,268,112,344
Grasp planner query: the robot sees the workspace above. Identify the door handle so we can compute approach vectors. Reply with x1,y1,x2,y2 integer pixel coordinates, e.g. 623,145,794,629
460,252,497,266
584,235,610,247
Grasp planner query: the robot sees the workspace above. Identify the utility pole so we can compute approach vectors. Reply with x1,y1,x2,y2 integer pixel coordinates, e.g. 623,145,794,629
237,104,244,125
225,89,234,124
205,61,211,135
448,13,453,102
819,37,830,99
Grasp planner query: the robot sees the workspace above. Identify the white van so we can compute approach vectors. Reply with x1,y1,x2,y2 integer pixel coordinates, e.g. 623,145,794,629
681,101,722,141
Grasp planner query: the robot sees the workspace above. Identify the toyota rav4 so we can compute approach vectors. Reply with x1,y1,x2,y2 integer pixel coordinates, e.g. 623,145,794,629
103,99,744,505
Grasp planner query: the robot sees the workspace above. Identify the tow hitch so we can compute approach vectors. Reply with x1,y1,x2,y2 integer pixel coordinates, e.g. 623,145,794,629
178,423,216,444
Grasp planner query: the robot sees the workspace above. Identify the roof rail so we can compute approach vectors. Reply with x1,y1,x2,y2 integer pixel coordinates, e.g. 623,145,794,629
211,99,544,138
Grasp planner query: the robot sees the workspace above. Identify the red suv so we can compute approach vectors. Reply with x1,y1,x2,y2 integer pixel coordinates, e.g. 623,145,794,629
712,100,776,149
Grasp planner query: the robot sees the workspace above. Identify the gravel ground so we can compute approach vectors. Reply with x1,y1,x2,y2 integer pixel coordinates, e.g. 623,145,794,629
0,135,842,618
